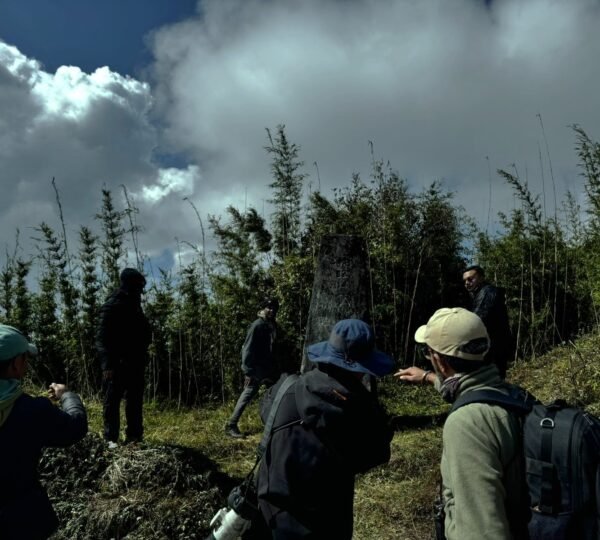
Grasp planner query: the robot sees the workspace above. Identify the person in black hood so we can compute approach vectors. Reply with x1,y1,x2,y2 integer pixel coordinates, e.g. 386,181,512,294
255,319,394,539
97,268,151,447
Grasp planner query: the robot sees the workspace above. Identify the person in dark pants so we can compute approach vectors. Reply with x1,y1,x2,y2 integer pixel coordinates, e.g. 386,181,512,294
255,319,394,539
97,268,151,447
225,298,279,439
462,265,513,378
0,324,88,540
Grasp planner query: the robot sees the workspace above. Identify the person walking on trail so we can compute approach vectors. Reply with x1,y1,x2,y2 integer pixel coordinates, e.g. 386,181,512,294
97,267,151,448
254,319,394,539
462,265,513,378
0,324,88,540
395,308,528,540
225,297,280,439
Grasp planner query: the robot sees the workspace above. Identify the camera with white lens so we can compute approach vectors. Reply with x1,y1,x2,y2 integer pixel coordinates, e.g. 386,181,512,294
205,483,259,540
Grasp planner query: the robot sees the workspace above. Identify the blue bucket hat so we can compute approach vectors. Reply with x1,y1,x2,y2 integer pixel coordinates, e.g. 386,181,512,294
307,319,394,377
0,325,38,363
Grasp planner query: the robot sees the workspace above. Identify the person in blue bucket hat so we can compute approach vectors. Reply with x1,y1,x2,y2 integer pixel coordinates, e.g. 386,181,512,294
253,319,394,539
307,318,394,377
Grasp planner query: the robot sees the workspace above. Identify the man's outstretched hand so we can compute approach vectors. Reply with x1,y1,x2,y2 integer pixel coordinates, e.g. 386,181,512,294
394,367,433,385
48,383,68,401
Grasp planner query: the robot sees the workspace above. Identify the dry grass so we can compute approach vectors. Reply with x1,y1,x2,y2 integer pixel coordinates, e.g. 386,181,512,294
354,428,442,539
508,332,600,415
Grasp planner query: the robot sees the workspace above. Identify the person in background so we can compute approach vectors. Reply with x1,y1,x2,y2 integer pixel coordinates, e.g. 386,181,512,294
225,297,280,439
462,265,513,378
97,267,151,448
0,324,88,539
256,319,394,539
395,308,528,540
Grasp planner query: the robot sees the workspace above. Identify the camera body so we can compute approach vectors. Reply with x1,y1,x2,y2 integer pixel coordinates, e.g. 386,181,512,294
205,483,260,540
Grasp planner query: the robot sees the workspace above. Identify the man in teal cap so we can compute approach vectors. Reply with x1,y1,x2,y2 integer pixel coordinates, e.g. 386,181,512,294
0,324,88,539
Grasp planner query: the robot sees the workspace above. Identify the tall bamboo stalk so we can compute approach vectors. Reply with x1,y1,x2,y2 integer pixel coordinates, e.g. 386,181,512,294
121,185,142,270
52,178,88,388
538,114,560,344
405,244,424,361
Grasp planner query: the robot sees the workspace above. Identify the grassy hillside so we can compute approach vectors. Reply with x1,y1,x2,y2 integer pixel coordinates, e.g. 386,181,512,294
44,331,600,539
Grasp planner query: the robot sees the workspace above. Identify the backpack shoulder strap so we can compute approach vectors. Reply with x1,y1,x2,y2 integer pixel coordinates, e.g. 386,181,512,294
451,387,533,416
257,373,300,459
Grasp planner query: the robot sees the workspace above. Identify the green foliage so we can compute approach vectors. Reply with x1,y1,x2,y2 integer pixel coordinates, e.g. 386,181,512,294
78,226,101,390
12,258,32,335
574,124,600,230
209,206,270,289
0,256,14,323
477,158,595,360
96,189,125,292
266,124,306,259
4,126,600,405
145,269,177,401
31,263,62,383
271,254,315,372
34,222,82,386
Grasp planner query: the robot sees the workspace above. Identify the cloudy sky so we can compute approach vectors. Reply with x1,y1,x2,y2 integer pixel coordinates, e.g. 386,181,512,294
1,0,599,277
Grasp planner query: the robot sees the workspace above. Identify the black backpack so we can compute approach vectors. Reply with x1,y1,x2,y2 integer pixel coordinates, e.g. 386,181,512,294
451,387,600,540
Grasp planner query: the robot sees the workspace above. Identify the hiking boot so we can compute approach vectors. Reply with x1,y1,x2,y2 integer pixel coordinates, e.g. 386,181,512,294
225,424,245,439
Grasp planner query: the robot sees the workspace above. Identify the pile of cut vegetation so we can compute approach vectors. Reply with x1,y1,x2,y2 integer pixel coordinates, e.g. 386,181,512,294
40,433,233,540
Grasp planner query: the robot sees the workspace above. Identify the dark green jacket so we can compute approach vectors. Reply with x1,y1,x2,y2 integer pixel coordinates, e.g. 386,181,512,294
241,316,277,380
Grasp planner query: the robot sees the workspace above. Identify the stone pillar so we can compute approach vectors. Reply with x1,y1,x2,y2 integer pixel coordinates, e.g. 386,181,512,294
302,234,371,373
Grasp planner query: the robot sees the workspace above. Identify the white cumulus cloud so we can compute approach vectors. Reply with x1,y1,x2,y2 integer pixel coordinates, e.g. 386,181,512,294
3,0,600,276
142,165,199,203
150,0,600,233
0,40,203,268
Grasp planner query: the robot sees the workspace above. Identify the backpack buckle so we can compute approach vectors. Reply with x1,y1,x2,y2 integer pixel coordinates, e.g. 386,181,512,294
540,418,555,429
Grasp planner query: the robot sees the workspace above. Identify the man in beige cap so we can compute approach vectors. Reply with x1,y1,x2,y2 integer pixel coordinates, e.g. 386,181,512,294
395,308,528,540
0,324,88,539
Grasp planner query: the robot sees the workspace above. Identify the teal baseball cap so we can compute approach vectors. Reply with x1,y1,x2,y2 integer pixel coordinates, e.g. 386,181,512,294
0,325,38,363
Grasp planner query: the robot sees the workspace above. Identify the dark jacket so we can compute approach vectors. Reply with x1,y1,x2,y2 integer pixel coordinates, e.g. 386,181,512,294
256,368,393,539
0,391,88,540
469,283,513,376
241,316,277,381
97,288,152,372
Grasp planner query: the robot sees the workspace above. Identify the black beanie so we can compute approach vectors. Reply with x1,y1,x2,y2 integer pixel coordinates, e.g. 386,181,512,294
120,268,146,287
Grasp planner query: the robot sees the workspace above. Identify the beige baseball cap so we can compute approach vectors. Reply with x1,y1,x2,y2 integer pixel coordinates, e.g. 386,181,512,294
414,307,489,361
